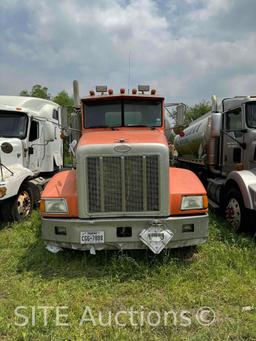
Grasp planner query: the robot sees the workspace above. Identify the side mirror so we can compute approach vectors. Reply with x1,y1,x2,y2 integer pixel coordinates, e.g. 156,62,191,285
176,103,186,126
71,111,82,142
44,122,55,142
173,104,186,136
164,102,186,136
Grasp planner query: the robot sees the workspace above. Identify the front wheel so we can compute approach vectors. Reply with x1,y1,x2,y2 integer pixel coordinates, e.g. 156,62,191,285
1,183,34,222
224,188,246,232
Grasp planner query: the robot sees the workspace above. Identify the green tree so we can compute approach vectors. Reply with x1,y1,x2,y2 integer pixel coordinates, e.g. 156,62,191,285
19,84,51,99
19,89,30,96
53,90,74,114
185,101,211,125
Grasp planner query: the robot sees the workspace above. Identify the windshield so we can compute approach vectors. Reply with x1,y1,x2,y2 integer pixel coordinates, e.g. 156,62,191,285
246,102,256,128
0,111,28,138
84,99,162,128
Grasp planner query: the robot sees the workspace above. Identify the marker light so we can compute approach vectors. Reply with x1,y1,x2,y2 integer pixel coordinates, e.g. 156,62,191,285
108,88,113,95
120,88,125,94
89,90,95,96
132,88,137,94
151,89,156,95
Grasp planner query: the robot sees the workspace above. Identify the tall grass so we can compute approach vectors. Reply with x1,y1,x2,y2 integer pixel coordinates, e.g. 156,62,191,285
0,212,255,340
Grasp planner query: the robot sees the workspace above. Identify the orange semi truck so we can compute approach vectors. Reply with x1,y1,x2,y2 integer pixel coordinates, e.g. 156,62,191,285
40,83,209,254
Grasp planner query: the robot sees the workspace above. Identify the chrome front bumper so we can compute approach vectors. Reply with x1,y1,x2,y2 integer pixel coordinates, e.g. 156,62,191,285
41,214,209,253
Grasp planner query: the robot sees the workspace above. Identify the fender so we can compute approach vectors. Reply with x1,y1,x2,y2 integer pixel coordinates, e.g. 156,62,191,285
169,167,208,215
226,168,256,210
0,164,34,200
41,169,78,217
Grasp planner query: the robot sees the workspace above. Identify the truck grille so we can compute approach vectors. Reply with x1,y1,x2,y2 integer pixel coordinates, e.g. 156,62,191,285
87,155,159,213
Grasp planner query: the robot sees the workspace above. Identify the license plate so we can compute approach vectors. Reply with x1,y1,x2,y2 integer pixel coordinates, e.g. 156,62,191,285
80,231,104,244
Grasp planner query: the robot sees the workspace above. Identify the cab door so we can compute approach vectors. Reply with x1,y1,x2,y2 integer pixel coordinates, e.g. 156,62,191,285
222,107,245,175
28,119,43,173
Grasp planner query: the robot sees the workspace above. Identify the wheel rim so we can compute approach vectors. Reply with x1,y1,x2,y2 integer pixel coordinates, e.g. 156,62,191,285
225,198,241,231
17,191,31,218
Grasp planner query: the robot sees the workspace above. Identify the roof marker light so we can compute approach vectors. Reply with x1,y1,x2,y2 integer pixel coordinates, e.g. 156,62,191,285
89,90,95,96
151,89,156,95
120,88,125,94
132,88,137,94
108,88,113,95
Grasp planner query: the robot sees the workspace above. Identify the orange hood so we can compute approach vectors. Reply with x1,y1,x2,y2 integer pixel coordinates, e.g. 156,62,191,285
78,128,168,146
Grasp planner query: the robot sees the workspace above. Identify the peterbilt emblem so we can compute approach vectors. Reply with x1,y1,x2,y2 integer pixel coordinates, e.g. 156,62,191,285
114,144,131,153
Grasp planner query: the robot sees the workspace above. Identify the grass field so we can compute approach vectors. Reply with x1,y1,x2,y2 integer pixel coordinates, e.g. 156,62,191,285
0,211,255,340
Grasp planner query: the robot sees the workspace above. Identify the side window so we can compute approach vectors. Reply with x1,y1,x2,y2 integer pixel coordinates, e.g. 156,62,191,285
29,120,39,142
226,108,242,131
53,109,59,121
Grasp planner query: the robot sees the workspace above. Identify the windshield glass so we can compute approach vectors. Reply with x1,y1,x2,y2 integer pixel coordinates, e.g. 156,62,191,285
84,99,162,128
246,102,256,128
0,111,28,138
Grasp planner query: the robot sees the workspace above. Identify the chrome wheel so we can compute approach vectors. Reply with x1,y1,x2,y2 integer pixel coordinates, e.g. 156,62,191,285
225,197,241,231
17,190,31,218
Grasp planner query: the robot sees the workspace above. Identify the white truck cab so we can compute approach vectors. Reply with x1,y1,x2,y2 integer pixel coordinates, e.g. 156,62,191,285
0,96,63,221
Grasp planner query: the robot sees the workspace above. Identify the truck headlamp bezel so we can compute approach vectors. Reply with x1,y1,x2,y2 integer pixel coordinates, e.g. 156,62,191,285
43,198,68,214
181,195,204,210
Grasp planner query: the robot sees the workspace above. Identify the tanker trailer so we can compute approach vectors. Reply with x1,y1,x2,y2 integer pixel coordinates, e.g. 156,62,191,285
173,95,256,232
174,109,222,164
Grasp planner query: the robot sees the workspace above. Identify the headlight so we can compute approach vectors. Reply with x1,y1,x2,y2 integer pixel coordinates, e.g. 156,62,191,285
181,195,204,210
41,199,68,214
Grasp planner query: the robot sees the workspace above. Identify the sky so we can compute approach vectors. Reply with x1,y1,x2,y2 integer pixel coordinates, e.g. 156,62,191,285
0,0,255,104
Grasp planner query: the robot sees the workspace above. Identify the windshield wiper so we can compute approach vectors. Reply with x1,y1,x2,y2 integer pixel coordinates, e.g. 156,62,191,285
126,124,150,127
126,124,156,129
87,125,120,130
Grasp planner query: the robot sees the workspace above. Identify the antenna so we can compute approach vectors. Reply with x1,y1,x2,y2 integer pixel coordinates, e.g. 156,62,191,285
128,51,131,94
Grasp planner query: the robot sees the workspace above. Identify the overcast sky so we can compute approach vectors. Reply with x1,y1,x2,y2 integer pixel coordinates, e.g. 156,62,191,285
0,0,255,104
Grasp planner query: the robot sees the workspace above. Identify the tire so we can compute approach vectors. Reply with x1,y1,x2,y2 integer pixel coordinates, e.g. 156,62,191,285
1,182,34,222
224,188,246,232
